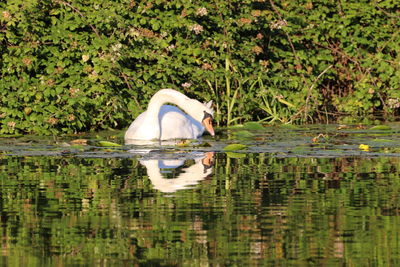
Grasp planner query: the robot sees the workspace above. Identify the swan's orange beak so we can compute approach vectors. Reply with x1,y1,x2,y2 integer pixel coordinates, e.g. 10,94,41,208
202,152,214,167
202,117,215,137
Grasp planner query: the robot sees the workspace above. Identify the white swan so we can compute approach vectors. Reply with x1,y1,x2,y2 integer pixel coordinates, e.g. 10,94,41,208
125,89,215,141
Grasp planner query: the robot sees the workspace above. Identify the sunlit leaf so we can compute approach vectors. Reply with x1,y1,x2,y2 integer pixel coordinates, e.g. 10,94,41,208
226,152,246,158
223,143,247,151
369,125,392,131
97,141,122,147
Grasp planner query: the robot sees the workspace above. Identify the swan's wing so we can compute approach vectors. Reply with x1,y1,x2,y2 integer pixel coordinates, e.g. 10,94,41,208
125,110,164,140
124,111,153,140
159,105,204,140
125,105,204,140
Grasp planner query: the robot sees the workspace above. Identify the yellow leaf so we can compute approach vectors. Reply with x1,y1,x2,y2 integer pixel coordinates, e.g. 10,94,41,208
98,141,122,147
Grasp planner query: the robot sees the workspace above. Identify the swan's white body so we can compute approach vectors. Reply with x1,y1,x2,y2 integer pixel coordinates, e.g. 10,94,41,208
126,105,203,140
125,89,214,141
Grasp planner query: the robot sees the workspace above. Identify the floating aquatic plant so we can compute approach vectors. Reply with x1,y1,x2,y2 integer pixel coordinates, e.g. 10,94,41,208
223,144,247,151
96,141,122,147
369,125,392,131
242,122,264,130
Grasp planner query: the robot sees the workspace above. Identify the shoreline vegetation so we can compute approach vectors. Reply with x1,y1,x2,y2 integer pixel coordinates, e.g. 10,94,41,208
1,0,399,135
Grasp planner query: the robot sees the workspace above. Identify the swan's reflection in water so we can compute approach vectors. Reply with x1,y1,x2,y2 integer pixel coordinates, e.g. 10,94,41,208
139,151,214,193
126,139,214,192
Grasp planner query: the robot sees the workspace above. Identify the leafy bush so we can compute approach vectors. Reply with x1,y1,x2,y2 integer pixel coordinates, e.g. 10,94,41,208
0,0,398,135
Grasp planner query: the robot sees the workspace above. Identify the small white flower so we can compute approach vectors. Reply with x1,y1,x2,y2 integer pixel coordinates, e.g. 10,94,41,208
129,28,140,37
189,24,204,35
167,44,176,51
112,43,122,52
2,11,11,20
270,19,288,30
82,55,90,62
388,98,400,109
196,7,208,16
7,121,16,128
181,82,192,88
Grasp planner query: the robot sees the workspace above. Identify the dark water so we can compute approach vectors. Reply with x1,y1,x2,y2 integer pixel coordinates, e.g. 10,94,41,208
0,124,400,266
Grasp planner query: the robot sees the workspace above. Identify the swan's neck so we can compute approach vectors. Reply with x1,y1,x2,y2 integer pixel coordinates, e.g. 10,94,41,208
147,89,190,118
142,89,197,139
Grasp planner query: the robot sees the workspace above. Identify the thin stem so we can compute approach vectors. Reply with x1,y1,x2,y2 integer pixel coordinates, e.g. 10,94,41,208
120,72,141,110
54,0,101,38
304,65,333,120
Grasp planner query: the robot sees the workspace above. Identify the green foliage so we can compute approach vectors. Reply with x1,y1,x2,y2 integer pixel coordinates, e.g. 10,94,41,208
0,0,399,135
233,130,255,139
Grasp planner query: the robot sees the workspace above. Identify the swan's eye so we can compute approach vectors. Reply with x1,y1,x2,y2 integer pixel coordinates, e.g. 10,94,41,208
203,111,212,121
202,111,215,136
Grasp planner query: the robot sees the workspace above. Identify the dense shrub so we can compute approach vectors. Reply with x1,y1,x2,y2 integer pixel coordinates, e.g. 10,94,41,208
0,0,399,135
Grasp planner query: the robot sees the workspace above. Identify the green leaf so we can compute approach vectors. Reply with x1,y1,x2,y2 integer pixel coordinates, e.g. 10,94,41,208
97,141,122,147
369,125,392,131
223,143,247,151
243,122,264,130
226,152,246,158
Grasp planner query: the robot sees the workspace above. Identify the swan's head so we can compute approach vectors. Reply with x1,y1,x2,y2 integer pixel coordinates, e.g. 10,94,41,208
189,99,215,137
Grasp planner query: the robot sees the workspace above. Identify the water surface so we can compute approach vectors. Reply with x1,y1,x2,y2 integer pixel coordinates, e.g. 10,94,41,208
0,124,399,265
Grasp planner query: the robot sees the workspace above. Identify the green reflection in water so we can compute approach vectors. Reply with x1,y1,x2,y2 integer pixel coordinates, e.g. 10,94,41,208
0,152,399,266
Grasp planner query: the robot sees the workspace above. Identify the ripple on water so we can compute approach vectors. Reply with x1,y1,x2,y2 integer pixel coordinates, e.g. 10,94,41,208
0,125,400,265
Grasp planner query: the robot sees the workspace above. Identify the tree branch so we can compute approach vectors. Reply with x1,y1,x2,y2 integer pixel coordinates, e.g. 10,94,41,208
53,0,101,38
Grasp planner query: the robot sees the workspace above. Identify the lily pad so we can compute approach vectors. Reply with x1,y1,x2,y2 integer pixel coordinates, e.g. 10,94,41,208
369,125,392,131
97,141,122,147
243,122,264,130
372,138,395,143
226,152,246,158
223,144,247,151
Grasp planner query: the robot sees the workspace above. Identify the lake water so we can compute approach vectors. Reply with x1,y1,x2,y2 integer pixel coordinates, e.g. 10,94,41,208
0,124,399,265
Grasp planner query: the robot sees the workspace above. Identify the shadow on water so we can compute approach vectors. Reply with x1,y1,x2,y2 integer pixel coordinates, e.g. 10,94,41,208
0,124,400,265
